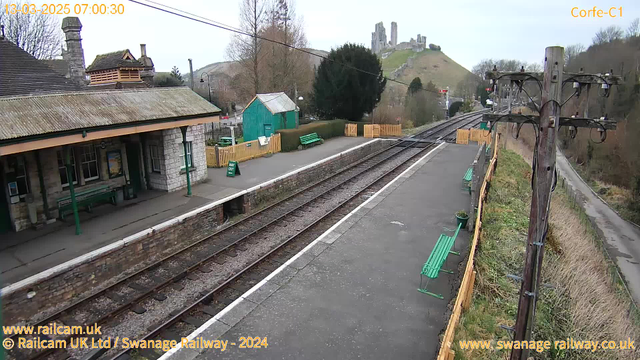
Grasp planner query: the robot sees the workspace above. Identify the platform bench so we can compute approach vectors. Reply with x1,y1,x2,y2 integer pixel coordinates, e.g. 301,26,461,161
463,167,473,193
56,185,116,220
418,223,462,299
299,133,323,147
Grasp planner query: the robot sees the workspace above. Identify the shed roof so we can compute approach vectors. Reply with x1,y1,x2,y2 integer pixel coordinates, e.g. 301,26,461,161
248,92,297,115
0,39,83,96
0,87,220,142
86,50,144,72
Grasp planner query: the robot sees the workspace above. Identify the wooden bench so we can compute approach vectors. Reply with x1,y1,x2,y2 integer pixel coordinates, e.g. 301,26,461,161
56,185,116,220
299,133,323,147
418,223,462,299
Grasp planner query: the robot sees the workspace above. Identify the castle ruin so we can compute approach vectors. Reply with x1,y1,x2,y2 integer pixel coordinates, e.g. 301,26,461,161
370,22,426,55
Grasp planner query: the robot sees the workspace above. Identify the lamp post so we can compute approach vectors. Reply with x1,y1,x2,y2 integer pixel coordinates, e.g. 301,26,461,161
199,71,212,103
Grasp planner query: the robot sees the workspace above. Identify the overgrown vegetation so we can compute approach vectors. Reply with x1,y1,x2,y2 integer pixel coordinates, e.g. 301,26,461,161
453,149,639,360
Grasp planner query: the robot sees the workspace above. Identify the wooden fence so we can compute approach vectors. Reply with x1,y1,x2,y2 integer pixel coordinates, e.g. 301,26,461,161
456,128,491,145
456,129,470,144
206,133,281,168
379,124,402,136
364,124,380,138
437,134,499,360
345,123,357,137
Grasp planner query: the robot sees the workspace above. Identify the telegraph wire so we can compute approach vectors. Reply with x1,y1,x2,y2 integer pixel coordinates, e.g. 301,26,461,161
128,0,442,95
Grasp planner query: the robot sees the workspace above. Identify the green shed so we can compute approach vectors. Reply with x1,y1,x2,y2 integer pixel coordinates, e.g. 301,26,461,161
242,92,298,141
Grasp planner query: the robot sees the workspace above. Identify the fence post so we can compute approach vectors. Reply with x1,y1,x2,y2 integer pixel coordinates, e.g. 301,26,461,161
463,270,477,310
214,144,220,168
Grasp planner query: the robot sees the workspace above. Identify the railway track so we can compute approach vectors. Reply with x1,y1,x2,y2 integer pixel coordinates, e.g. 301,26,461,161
6,110,486,360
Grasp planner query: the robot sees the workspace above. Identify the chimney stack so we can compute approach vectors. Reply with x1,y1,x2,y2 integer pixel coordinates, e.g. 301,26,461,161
61,17,87,85
138,43,155,86
140,44,147,57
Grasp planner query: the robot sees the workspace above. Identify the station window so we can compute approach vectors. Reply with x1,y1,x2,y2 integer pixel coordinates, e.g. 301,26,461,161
180,142,192,169
150,145,162,173
80,144,100,181
57,150,78,187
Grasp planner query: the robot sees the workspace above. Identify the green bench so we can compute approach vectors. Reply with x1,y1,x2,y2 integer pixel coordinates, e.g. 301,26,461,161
56,185,116,220
299,133,323,147
463,167,473,193
418,223,462,299
218,137,233,147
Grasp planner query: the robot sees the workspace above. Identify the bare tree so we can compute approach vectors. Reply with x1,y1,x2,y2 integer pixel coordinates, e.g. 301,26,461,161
592,25,623,45
226,0,267,98
627,18,640,38
260,0,311,97
526,62,543,72
0,0,63,59
564,44,585,68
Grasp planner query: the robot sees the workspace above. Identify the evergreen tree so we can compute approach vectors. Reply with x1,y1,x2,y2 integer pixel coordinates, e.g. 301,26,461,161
313,43,386,121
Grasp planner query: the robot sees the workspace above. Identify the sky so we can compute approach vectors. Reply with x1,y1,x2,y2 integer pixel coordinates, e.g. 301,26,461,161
25,0,639,73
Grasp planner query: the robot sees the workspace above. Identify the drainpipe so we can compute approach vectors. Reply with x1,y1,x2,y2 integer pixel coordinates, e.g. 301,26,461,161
35,150,51,220
180,126,192,196
65,146,81,235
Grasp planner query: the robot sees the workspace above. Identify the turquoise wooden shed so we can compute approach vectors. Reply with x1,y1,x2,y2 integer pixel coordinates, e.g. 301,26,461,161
242,92,298,141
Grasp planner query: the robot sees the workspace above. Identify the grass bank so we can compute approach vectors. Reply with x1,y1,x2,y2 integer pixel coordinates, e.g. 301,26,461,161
452,149,639,360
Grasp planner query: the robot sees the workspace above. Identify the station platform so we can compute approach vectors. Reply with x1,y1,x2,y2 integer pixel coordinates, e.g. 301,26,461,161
164,143,479,360
0,137,372,287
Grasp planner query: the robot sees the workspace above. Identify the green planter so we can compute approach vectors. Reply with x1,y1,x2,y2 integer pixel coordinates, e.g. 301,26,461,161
456,214,469,228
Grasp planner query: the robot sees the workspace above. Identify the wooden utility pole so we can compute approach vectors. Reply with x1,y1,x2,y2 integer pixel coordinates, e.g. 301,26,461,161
484,47,621,360
509,46,564,360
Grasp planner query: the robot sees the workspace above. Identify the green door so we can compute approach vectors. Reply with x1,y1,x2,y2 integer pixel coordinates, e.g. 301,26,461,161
0,165,12,233
126,143,143,193
263,124,273,137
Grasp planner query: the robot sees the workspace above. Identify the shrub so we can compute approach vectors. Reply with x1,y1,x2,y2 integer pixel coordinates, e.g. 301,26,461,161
277,120,348,151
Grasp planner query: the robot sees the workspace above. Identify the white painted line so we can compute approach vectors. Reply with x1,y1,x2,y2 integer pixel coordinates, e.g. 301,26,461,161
158,142,446,360
1,139,382,297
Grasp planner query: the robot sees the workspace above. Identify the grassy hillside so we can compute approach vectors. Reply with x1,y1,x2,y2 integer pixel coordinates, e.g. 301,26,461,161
381,48,472,90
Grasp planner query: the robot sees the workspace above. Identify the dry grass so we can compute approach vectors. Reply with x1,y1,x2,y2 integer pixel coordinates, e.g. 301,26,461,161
453,142,639,360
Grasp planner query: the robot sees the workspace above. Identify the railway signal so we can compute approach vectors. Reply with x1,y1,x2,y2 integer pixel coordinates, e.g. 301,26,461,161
484,46,621,360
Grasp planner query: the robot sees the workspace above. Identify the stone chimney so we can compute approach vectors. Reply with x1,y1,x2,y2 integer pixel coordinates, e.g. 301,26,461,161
61,17,87,85
138,44,155,86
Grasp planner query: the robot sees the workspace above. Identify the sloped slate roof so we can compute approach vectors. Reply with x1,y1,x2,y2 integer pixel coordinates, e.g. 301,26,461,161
254,92,297,114
86,50,144,72
0,39,83,97
41,59,70,77
0,87,221,141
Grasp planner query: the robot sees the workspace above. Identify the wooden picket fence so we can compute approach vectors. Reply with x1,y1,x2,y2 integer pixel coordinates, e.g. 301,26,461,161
456,128,491,145
437,137,499,360
206,133,281,168
379,124,402,136
345,123,357,137
456,129,470,144
364,124,380,138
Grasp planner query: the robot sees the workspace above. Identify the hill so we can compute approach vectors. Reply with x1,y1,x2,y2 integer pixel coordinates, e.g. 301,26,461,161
381,49,473,92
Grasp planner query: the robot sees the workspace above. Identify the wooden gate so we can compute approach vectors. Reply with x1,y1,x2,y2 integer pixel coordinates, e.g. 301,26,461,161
364,124,381,138
345,123,357,137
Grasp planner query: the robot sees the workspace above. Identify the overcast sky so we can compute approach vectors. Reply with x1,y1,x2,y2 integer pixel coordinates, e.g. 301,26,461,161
31,0,638,73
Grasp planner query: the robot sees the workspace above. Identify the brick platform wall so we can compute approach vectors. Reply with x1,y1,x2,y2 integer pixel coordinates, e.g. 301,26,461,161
243,140,391,212
2,204,223,324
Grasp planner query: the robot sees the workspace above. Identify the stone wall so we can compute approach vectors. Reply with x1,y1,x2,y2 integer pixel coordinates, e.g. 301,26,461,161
162,125,207,192
243,140,391,213
2,202,224,324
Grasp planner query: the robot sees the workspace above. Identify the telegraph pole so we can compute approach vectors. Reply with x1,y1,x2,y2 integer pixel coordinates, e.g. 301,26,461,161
510,46,563,360
483,46,620,360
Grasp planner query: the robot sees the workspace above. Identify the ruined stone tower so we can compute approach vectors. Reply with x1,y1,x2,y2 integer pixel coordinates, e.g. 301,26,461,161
390,22,398,47
371,22,388,54
61,17,87,85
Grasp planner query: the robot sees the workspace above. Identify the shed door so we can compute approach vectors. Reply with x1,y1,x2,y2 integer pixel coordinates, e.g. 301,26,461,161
263,124,273,137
